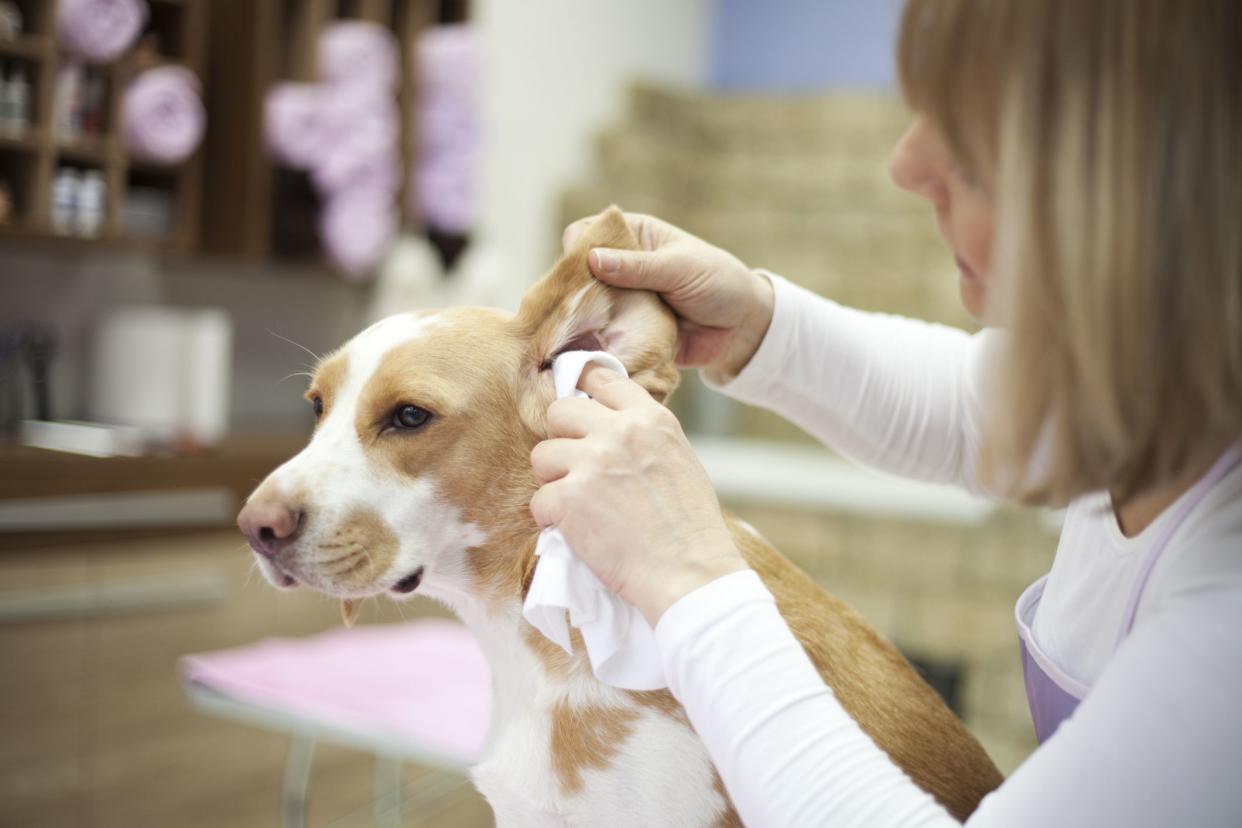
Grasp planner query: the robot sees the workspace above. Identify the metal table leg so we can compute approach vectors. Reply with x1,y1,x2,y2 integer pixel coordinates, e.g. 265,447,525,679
374,755,403,828
282,734,317,828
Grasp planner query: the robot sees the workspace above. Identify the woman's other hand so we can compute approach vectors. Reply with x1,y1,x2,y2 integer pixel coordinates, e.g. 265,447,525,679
529,364,749,626
562,212,775,382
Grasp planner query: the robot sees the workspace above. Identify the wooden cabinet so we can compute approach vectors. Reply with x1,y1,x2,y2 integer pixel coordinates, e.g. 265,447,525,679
200,0,441,265
0,0,208,252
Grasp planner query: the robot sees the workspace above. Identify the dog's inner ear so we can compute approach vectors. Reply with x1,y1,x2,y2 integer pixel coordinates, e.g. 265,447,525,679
515,207,680,404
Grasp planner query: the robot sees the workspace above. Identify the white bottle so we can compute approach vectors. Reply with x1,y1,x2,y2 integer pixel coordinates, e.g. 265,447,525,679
7,63,27,135
51,168,79,234
0,2,20,41
0,62,14,135
75,170,105,237
54,63,83,142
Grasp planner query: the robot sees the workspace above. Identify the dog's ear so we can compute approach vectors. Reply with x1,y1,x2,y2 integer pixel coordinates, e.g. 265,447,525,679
515,206,680,404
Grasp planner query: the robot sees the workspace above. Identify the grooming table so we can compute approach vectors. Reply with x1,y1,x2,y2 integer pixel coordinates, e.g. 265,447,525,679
181,619,491,827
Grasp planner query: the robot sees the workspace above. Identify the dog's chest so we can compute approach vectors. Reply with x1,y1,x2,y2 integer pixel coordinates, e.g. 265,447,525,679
467,627,730,828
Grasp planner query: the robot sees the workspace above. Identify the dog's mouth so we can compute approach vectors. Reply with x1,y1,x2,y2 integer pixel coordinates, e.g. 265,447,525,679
391,566,424,594
256,552,424,601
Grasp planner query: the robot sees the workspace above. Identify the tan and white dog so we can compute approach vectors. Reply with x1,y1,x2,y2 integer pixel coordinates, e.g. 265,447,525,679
238,208,1003,826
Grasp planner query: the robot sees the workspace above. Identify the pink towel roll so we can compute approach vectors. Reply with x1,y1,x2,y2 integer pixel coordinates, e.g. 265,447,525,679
58,0,148,63
312,127,402,198
264,83,326,168
417,24,482,101
122,65,206,164
320,187,397,278
318,21,399,91
414,24,481,234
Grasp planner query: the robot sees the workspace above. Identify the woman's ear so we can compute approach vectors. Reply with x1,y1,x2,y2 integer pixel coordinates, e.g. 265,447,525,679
515,206,680,404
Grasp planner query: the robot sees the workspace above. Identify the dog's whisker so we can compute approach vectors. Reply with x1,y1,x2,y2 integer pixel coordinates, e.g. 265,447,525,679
267,329,322,364
277,370,314,386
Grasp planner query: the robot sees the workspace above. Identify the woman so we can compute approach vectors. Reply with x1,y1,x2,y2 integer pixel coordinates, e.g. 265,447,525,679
530,0,1242,824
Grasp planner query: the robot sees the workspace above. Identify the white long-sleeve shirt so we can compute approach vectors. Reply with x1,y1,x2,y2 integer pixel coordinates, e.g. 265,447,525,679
655,274,1242,827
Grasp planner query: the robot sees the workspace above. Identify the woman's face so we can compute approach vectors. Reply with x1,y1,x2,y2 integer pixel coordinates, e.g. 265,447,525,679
889,117,995,321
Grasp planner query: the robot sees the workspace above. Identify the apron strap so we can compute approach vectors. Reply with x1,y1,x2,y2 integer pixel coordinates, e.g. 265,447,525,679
1116,442,1242,645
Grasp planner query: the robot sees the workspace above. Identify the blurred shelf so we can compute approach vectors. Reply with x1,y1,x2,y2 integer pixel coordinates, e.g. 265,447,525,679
0,0,207,256
0,130,43,152
0,436,305,498
0,35,51,60
54,137,115,164
0,225,155,250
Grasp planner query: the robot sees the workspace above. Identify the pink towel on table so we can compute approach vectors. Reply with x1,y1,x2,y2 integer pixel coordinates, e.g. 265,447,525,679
180,619,491,763
122,66,206,164
318,21,399,90
58,0,147,63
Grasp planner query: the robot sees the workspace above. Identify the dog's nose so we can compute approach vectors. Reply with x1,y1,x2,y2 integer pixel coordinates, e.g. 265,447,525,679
237,501,303,557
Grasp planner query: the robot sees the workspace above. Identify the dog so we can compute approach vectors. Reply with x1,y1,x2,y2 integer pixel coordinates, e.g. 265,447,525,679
237,207,1003,826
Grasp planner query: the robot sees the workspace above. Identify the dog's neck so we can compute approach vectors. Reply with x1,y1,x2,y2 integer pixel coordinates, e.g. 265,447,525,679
417,433,602,692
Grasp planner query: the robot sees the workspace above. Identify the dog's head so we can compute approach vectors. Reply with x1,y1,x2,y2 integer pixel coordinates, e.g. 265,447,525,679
237,208,678,617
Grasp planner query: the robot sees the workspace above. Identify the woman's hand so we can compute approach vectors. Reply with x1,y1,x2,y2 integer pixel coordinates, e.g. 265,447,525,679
529,365,749,626
562,212,775,382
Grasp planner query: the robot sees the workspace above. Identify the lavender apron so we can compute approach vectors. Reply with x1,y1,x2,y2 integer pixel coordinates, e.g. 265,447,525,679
1015,443,1242,744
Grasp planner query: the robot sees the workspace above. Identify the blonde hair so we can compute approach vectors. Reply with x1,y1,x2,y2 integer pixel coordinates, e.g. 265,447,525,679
898,0,1242,504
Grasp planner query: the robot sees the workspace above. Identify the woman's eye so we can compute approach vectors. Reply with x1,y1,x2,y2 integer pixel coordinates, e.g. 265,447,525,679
392,404,432,430
312,396,324,417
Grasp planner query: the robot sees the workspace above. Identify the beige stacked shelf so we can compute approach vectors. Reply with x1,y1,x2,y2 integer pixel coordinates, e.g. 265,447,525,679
0,0,206,253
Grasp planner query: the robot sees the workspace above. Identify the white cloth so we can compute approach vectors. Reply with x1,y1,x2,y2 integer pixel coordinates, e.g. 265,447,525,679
522,350,668,691
658,272,1242,826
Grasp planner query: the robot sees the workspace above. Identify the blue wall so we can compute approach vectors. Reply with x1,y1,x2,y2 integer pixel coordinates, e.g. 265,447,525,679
709,0,903,92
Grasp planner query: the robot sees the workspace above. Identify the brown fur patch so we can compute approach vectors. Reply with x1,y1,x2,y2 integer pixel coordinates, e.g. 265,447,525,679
711,771,744,828
306,351,348,419
514,206,681,421
320,506,399,589
724,514,1004,820
626,689,690,729
549,701,640,796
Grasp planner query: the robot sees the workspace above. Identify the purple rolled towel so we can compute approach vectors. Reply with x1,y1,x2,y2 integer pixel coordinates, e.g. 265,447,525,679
122,65,206,164
414,24,482,233
318,21,399,91
312,126,402,198
320,188,397,278
314,82,399,155
417,24,482,101
416,158,475,235
58,0,148,63
265,83,326,168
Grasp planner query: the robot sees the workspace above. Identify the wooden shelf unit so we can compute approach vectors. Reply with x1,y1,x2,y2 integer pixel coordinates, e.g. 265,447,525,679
0,0,207,253
201,0,445,266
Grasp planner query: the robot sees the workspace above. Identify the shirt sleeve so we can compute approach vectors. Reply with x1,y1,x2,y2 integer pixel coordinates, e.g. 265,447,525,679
704,273,999,495
656,571,1242,827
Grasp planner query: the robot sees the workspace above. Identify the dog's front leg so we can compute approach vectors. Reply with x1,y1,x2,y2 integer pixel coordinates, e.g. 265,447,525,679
473,764,569,828
484,791,570,828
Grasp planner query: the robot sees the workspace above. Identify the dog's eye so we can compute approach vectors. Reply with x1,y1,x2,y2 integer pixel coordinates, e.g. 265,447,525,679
392,404,432,430
311,395,324,417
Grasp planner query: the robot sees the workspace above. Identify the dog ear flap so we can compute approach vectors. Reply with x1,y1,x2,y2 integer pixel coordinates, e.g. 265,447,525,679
515,206,679,403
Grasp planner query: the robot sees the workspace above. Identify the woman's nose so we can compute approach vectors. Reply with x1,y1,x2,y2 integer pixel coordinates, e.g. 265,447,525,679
889,121,949,210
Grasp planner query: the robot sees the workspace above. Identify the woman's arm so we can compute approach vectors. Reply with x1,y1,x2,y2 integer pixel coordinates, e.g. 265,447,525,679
706,273,999,495
657,569,1242,827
